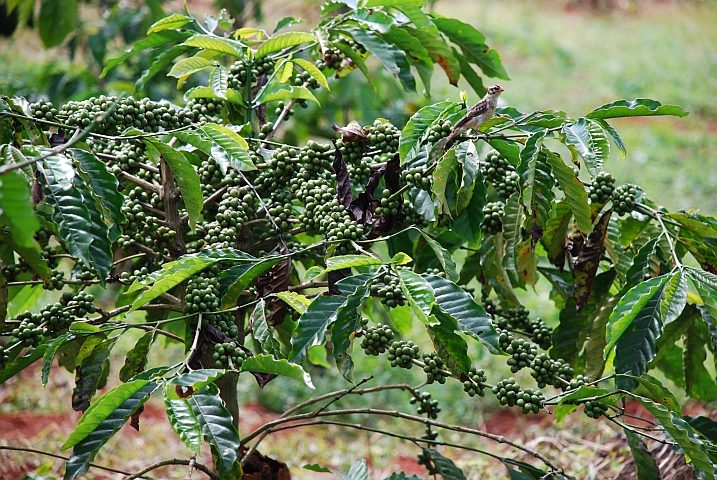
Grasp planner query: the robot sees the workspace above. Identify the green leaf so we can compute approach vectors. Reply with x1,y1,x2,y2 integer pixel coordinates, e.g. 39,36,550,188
0,342,48,383
622,238,659,295
338,459,369,480
181,34,245,57
164,391,202,454
255,83,320,105
501,192,524,285
129,256,216,313
684,318,717,401
344,27,415,92
405,27,461,87
352,8,396,34
73,174,113,285
623,428,661,480
452,168,487,243
488,139,521,168
292,58,330,90
241,354,314,389
383,474,425,480
210,66,229,98
72,338,116,412
0,169,40,250
554,385,615,422
102,30,191,78
428,309,471,376
420,449,466,480
42,335,73,386
432,149,458,217
219,258,282,309
561,118,610,177
424,274,501,354
273,291,311,315
62,379,153,450
323,254,383,274
274,60,294,84
544,150,591,234
431,16,509,80
187,384,242,479
169,369,226,396
398,269,435,325
119,331,155,383
332,280,371,381
685,416,717,443
63,381,157,479
252,299,280,357
415,230,458,281
626,374,681,413
168,56,215,78
518,146,554,228
333,41,376,94
660,270,688,324
390,252,413,265
399,101,460,162
38,0,77,48
144,139,203,230
148,13,192,34
585,98,689,120
200,123,256,172
592,118,627,159
290,274,372,362
71,149,125,242
40,163,93,270
631,394,713,478
256,32,317,58
605,275,669,355
136,44,192,89
454,50,485,98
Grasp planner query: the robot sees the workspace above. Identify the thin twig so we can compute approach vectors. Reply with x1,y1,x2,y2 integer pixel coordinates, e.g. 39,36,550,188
123,458,218,480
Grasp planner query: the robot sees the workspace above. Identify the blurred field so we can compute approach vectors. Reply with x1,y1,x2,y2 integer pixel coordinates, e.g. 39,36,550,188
1,1,716,479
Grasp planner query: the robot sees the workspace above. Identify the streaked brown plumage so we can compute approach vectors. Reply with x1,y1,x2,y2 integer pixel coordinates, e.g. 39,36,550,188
445,85,504,145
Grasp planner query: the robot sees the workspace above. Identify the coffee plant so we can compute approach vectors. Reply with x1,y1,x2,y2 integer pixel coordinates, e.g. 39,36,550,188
1,1,717,479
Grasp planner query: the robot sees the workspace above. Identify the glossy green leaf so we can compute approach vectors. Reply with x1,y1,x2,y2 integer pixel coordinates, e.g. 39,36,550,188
431,16,508,80
63,381,157,479
631,394,713,478
405,26,461,86
219,257,282,309
554,386,615,422
164,390,202,454
501,192,524,285
73,174,113,285
252,299,280,357
0,343,48,383
428,309,470,376
323,254,383,274
290,274,372,362
345,27,415,92
351,8,396,34
106,29,193,78
168,56,215,78
292,58,330,90
585,98,689,120
518,146,554,228
273,291,311,314
333,41,376,94
182,34,245,57
38,0,77,48
118,331,155,383
0,169,40,250
129,256,216,313
452,168,487,243
274,60,294,84
415,230,458,281
144,139,203,230
684,318,717,401
41,163,93,269
685,416,717,443
420,449,466,480
592,118,626,159
148,13,192,34
210,65,229,98
241,354,314,388
544,150,591,234
72,338,116,412
42,334,73,386
136,44,192,89
424,274,500,354
621,238,659,295
201,123,256,172
332,279,371,381
188,384,242,479
400,102,460,162
626,374,681,413
169,369,226,395
256,32,316,58
255,83,319,105
432,149,458,217
398,269,435,325
561,118,609,177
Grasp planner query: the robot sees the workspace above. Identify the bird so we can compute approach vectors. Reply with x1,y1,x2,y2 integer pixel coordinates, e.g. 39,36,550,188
444,85,504,146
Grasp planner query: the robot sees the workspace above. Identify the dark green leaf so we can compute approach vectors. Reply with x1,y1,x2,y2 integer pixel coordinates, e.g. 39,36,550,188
333,41,376,95
625,374,681,413
0,343,48,383
428,309,470,376
136,45,192,89
38,0,77,48
252,299,280,357
622,238,659,294
383,473,425,480
632,394,713,478
624,428,661,480
344,27,415,92
544,150,591,234
561,118,610,177
200,123,256,172
168,56,214,78
592,118,626,159
585,98,689,120
181,34,245,57
144,139,203,230
63,381,157,480
240,354,314,388
219,257,282,309
421,449,466,480
188,384,242,479
119,331,155,383
431,16,508,80
685,416,717,443
684,318,717,401
454,49,485,98
452,168,487,243
415,230,458,281
0,169,40,250
398,269,435,325
501,192,524,286
73,174,113,285
164,390,202,454
42,334,73,387
519,148,554,228
332,279,371,381
399,101,460,162
72,338,116,412
404,27,461,86
424,274,500,354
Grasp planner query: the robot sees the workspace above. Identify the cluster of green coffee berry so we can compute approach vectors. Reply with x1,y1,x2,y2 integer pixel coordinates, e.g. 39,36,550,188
186,98,224,124
584,400,610,419
426,120,452,143
492,378,544,414
368,272,406,308
0,345,10,371
211,342,247,369
315,38,366,71
529,353,574,389
613,184,638,216
463,366,488,397
360,323,395,355
44,270,66,290
410,391,441,420
588,171,616,204
118,267,150,285
229,57,276,89
366,120,401,153
422,352,447,384
375,188,401,217
499,331,538,373
88,137,147,176
387,340,420,368
482,150,520,200
481,201,504,234
401,166,432,191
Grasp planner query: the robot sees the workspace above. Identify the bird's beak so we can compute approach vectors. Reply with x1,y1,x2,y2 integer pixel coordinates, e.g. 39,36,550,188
498,87,504,93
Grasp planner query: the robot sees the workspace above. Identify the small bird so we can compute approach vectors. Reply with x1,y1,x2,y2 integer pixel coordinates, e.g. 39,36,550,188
445,85,504,146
